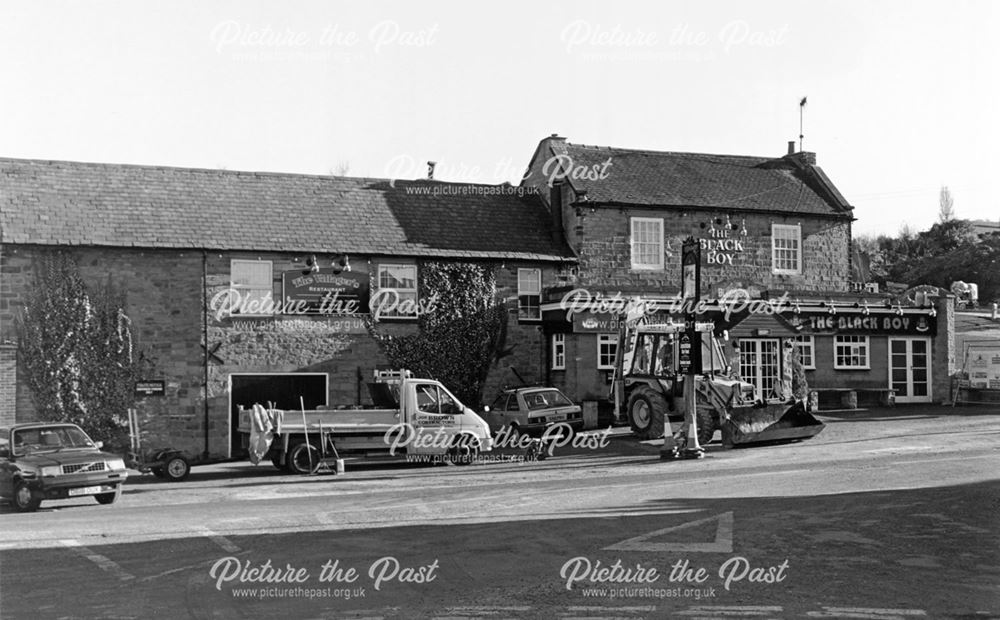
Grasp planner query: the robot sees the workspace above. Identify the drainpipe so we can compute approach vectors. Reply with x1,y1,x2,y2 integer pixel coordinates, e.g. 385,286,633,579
202,250,210,460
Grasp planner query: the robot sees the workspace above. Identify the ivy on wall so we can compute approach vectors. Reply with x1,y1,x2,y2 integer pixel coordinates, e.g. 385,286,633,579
16,252,150,440
366,262,507,408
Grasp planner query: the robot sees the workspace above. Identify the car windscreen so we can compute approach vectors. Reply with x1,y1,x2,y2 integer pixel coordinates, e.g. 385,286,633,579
523,390,573,410
13,425,96,454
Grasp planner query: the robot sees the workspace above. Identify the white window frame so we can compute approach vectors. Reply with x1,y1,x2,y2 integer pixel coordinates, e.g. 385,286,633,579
597,334,618,370
376,263,418,319
771,224,802,275
630,217,665,271
794,335,816,370
229,259,273,317
552,333,566,370
834,335,870,370
517,268,542,322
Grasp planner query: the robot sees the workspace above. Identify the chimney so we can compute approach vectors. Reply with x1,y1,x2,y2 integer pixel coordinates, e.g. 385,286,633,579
550,182,565,243
787,141,795,155
426,161,436,180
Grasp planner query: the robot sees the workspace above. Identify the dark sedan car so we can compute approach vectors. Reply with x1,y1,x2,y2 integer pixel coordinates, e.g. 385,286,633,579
0,423,128,512
484,387,583,438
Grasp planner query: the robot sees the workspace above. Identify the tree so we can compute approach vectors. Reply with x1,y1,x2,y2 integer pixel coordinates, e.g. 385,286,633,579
16,253,149,440
938,186,955,223
366,263,508,407
903,232,1000,303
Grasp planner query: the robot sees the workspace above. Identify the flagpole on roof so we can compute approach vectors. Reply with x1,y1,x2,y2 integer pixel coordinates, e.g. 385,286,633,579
799,96,807,151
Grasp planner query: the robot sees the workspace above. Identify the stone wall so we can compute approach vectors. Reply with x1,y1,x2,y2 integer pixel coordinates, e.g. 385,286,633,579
564,206,851,295
2,245,556,458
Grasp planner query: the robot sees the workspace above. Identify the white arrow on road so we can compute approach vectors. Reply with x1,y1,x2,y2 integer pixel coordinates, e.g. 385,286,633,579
603,511,734,553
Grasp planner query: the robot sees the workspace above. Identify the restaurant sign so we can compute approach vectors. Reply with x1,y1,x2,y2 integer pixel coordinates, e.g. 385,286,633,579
281,269,370,314
789,312,936,336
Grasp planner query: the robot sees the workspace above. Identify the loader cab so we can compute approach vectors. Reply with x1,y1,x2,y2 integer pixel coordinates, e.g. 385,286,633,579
627,329,730,378
631,332,677,377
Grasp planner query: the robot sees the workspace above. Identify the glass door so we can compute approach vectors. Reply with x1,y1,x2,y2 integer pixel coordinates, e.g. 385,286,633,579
889,338,932,403
739,339,780,400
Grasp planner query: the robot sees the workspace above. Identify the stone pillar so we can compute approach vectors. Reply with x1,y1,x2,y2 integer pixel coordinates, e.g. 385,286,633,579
0,344,16,426
931,294,955,404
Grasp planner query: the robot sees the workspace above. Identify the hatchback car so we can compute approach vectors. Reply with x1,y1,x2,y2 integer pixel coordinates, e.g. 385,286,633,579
0,423,128,512
485,387,583,437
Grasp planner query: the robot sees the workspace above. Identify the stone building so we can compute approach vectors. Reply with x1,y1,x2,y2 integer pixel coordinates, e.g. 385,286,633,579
0,158,574,459
520,135,951,409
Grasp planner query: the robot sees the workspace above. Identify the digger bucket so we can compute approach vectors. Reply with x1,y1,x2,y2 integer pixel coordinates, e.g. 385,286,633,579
721,400,825,447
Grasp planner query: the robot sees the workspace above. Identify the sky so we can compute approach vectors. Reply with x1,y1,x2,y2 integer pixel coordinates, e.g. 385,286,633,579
0,0,996,237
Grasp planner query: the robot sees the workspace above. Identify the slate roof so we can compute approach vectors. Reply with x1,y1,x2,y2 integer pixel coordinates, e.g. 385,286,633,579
547,142,854,217
0,157,575,261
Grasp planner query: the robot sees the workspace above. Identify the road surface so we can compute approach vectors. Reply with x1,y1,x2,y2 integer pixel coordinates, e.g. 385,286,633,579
1,406,998,619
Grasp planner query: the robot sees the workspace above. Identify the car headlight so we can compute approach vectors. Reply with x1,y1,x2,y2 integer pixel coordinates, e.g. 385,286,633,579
40,466,60,477
106,458,126,471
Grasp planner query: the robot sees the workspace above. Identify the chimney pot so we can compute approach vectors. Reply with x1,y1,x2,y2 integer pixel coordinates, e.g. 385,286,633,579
426,161,436,180
787,141,795,155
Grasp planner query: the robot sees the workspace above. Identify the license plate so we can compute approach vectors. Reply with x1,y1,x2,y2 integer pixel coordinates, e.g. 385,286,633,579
69,485,103,497
548,413,567,422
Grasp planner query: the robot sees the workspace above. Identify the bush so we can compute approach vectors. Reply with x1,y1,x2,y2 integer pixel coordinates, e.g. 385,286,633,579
16,253,150,440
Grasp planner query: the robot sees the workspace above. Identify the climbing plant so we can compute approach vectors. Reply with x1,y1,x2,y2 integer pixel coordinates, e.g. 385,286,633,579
16,252,149,440
366,262,508,407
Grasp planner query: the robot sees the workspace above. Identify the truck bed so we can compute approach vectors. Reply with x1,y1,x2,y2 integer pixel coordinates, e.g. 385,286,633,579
238,407,400,436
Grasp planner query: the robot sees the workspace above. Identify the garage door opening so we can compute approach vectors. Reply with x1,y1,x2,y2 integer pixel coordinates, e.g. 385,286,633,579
229,373,328,457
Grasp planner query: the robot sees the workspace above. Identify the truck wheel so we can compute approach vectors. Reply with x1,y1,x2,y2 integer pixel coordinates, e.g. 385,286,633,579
12,481,41,512
95,485,122,505
696,407,719,445
288,442,320,475
163,455,191,482
627,386,667,439
448,436,480,466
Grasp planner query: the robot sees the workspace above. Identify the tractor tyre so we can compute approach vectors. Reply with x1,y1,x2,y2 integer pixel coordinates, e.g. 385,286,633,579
696,406,719,445
626,386,668,440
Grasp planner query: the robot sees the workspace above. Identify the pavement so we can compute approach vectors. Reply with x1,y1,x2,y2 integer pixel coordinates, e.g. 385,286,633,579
1,404,999,619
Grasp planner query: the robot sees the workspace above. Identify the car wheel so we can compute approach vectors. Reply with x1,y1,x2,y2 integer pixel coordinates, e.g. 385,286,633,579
13,481,41,513
507,424,522,444
288,442,320,475
163,455,191,482
95,485,122,505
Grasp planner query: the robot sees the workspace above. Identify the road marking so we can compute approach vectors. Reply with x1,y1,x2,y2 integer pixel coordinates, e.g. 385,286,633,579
806,608,927,619
604,512,733,553
60,539,134,582
558,605,657,618
676,606,783,616
566,606,657,611
199,527,241,553
436,606,534,618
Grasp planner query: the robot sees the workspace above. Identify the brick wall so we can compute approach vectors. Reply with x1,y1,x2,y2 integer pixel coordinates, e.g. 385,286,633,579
0,344,15,426
2,245,207,451
932,294,955,404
